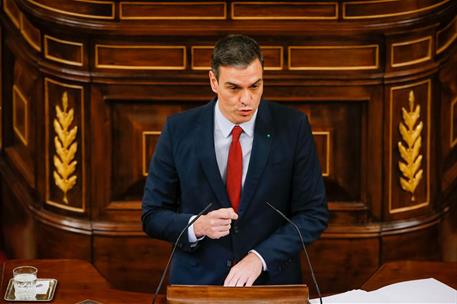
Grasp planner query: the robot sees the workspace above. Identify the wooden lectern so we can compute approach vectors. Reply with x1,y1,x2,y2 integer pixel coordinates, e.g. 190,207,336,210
167,284,309,303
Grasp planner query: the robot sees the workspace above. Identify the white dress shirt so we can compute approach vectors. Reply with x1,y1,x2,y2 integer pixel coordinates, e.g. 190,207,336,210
188,100,267,270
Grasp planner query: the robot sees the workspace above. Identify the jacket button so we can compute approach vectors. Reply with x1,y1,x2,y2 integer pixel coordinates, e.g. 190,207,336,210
233,225,239,234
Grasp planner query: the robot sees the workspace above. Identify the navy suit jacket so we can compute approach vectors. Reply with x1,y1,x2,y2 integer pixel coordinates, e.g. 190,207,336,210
142,99,328,285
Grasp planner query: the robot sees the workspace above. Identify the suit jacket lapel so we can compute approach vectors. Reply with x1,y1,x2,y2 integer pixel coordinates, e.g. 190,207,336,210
196,100,231,208
238,101,273,216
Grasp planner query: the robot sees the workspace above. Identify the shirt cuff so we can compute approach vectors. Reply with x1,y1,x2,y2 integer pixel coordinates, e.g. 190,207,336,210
188,215,205,245
249,250,267,271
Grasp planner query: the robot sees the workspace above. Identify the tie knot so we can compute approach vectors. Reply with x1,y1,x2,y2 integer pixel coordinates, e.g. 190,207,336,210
231,126,243,140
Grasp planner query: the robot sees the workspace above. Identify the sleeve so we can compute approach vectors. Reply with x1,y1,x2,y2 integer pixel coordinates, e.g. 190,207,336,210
141,119,199,252
253,114,328,275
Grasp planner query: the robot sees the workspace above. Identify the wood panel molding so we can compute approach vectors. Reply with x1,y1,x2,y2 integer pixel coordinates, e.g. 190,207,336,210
3,2,42,52
437,16,457,55
262,46,284,70
231,2,338,20
95,44,186,70
191,46,212,70
119,2,227,20
12,84,28,146
142,131,161,177
3,0,20,28
323,212,442,238
20,14,41,52
343,0,450,20
288,45,379,70
451,97,457,148
44,35,84,67
25,0,115,20
313,131,331,177
191,45,283,71
391,36,433,68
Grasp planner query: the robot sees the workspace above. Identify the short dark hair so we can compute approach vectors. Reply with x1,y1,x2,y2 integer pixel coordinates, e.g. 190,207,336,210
211,34,264,79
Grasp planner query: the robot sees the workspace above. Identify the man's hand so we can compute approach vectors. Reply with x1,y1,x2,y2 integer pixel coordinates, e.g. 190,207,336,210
224,252,263,287
193,208,238,239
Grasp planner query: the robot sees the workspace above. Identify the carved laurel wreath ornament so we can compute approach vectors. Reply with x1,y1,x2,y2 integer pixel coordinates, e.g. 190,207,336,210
53,92,78,204
398,90,423,201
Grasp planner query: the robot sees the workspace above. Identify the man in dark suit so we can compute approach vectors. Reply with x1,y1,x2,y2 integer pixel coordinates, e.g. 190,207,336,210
142,34,328,287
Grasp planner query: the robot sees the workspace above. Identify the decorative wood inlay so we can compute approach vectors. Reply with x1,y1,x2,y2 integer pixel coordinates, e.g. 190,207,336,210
142,131,161,176
120,2,226,20
343,0,450,20
12,85,28,146
391,36,432,68
3,0,21,28
191,46,283,70
44,35,84,67
25,0,115,20
389,80,431,214
20,15,41,52
288,45,379,70
232,2,338,20
45,78,85,213
53,92,78,205
437,16,457,54
313,131,331,177
451,97,457,148
398,91,423,201
95,45,186,70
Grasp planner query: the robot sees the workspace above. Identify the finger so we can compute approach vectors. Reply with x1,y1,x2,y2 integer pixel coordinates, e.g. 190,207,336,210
235,276,246,287
245,276,256,287
224,270,235,286
215,208,238,220
215,224,231,233
211,225,230,234
209,218,231,226
227,208,239,220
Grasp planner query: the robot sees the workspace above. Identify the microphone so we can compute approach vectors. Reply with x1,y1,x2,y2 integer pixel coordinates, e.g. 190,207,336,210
152,202,213,304
265,201,323,304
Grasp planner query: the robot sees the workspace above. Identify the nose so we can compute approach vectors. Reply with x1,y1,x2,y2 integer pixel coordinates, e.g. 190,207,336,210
240,89,251,105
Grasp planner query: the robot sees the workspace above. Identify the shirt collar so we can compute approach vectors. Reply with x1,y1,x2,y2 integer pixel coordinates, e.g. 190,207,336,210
215,100,257,138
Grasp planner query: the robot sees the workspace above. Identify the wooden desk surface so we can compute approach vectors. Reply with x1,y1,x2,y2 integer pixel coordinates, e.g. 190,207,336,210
2,259,455,303
1,259,160,304
362,260,457,291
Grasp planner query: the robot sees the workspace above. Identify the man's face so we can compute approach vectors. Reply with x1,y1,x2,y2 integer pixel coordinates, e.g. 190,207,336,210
209,59,263,124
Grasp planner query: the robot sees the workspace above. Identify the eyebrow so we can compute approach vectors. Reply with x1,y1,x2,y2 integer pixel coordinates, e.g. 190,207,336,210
224,79,263,88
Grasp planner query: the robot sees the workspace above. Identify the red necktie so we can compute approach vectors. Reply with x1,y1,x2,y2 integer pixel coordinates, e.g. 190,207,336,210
226,126,243,212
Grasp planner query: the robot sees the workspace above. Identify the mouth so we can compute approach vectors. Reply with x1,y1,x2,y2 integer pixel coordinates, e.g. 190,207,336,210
239,109,253,116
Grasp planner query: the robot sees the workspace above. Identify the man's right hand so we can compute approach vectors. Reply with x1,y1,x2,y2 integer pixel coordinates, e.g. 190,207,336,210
193,208,238,239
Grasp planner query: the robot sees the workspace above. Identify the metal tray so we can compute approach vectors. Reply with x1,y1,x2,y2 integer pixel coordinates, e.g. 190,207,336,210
4,278,57,302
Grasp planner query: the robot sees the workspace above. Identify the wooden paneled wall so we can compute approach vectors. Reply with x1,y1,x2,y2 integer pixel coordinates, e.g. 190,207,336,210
1,0,457,296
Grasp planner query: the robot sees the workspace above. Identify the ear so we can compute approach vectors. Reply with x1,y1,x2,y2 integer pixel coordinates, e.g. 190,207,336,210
209,70,218,94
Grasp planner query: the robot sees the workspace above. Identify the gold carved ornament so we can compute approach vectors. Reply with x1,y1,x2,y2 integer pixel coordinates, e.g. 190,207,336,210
53,92,78,204
398,91,423,201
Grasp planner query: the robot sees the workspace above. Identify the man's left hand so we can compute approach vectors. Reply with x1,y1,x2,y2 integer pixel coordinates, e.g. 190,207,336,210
223,252,263,287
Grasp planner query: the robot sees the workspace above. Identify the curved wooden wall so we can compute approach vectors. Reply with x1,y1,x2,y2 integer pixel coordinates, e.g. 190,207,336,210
1,0,456,296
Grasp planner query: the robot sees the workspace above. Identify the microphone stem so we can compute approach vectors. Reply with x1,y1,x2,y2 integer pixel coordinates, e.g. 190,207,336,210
265,202,323,304
152,202,213,304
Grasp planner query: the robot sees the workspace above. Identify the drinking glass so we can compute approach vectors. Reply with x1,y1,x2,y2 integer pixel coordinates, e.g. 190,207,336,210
13,266,37,300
